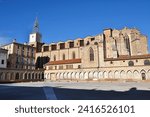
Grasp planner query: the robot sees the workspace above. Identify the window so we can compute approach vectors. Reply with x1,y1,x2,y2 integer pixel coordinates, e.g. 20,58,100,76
110,61,113,64
91,38,95,41
43,46,49,51
94,42,98,45
51,45,57,50
89,48,94,61
72,52,75,59
66,65,73,69
59,65,63,69
69,42,74,48
63,54,65,60
144,60,150,65
86,41,90,45
60,43,65,49
1,60,4,64
78,65,81,69
128,61,134,66
54,55,56,61
80,40,84,46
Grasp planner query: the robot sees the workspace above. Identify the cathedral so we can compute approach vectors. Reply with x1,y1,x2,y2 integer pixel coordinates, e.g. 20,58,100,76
1,18,150,82
29,19,150,81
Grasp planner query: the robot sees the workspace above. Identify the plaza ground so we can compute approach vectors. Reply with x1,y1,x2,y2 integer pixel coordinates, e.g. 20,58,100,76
0,81,150,100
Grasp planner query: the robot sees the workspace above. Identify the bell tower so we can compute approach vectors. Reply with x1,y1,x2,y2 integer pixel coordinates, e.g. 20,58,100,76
29,17,42,43
29,17,43,52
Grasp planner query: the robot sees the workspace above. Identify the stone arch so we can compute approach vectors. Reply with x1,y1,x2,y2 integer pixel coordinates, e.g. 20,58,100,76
64,72,68,79
42,73,44,80
60,73,64,79
140,70,146,80
127,70,132,79
114,70,119,79
103,71,107,78
75,72,80,79
147,70,150,79
120,70,126,79
31,73,34,79
84,72,89,79
79,72,84,79
35,73,37,79
93,71,98,79
67,72,71,79
47,73,50,79
71,72,76,80
0,72,4,80
28,73,31,79
38,73,41,79
56,73,60,80
10,72,14,80
133,70,140,79
5,72,10,80
15,73,19,80
89,71,94,79
108,71,113,79
97,71,102,79
20,73,23,80
0,72,3,80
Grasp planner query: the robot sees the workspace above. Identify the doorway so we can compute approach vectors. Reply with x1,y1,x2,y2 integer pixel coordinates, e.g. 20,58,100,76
141,73,146,80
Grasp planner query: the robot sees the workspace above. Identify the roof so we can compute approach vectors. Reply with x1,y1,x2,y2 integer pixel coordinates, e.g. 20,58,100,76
0,48,8,53
104,54,150,61
45,59,81,65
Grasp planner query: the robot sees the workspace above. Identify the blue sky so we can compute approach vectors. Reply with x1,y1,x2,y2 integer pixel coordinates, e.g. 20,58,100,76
0,0,150,51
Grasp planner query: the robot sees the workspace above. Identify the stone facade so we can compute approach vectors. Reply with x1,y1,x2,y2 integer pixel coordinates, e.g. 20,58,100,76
0,48,7,68
42,27,150,81
1,41,36,69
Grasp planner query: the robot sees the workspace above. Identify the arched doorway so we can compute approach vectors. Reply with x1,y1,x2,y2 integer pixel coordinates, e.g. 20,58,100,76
15,73,19,80
141,70,146,80
141,73,146,80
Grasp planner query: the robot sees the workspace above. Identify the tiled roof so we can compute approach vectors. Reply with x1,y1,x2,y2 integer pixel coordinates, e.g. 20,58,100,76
45,59,81,65
104,54,150,61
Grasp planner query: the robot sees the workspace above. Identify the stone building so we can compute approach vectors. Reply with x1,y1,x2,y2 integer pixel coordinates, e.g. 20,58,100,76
1,40,36,70
1,18,150,82
0,48,7,68
40,27,150,81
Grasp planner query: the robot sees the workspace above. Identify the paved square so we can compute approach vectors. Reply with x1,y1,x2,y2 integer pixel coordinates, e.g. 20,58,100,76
0,81,150,100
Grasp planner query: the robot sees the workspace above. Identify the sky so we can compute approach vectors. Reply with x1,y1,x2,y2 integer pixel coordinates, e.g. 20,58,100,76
0,0,150,51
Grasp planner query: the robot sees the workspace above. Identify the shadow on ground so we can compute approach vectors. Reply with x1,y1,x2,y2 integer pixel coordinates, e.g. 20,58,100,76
0,84,150,100
53,87,150,100
0,85,46,100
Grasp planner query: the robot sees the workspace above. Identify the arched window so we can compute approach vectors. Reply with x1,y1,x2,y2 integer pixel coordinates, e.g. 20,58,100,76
72,52,75,59
86,41,90,45
54,55,56,61
63,54,65,60
128,61,134,66
144,60,150,65
89,48,94,61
